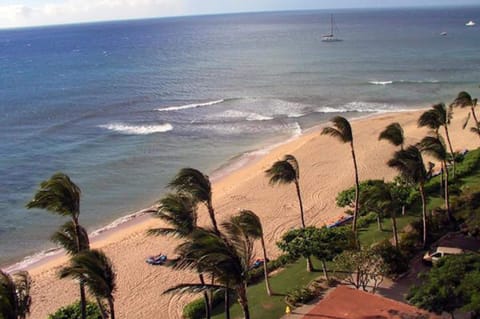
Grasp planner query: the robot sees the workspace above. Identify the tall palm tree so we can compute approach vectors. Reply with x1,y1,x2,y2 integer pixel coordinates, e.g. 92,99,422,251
166,226,253,319
168,168,219,235
228,210,273,296
378,122,405,150
26,172,89,319
452,91,480,139
265,155,313,271
322,116,360,233
265,155,305,228
361,182,400,248
388,146,431,247
418,104,456,178
0,270,32,319
419,136,452,221
60,249,116,319
148,193,213,319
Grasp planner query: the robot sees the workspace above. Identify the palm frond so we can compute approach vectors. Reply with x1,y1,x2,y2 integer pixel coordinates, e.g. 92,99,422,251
378,122,404,147
283,155,300,179
463,112,471,130
387,145,427,184
452,91,474,108
418,136,447,161
12,271,32,318
0,270,17,319
167,168,211,204
418,108,442,130
26,172,81,218
163,283,225,295
51,221,89,254
265,159,296,185
321,116,353,143
150,193,197,237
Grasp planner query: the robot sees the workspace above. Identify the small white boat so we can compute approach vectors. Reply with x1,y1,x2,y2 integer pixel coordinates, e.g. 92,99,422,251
466,20,476,27
322,14,342,42
440,32,447,36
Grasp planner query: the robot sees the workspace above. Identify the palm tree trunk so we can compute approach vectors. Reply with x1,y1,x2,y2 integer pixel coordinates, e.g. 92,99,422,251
209,274,215,312
199,274,211,319
225,284,230,319
321,260,329,281
237,283,250,319
260,236,273,296
444,125,456,179
73,217,87,319
391,213,399,249
350,142,360,234
294,180,306,228
108,297,115,319
207,201,220,235
306,256,314,272
419,183,428,248
95,297,108,319
443,161,452,221
402,205,406,216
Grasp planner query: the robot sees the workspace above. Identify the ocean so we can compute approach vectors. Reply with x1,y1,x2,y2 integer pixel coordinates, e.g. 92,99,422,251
1,6,479,266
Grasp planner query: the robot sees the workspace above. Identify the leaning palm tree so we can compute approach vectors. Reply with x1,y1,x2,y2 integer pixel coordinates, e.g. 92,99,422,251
166,226,253,319
228,210,273,296
452,91,480,139
388,146,431,247
60,249,116,319
418,104,456,178
26,172,88,319
0,270,32,319
419,136,452,221
148,193,213,319
168,168,220,235
265,155,305,228
51,221,90,255
378,122,405,150
322,116,360,233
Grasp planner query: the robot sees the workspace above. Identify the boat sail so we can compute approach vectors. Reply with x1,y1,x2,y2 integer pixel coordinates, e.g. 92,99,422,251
322,14,342,42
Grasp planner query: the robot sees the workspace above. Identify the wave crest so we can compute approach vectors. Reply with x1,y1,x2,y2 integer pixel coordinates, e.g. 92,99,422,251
99,123,173,135
369,79,440,85
157,99,224,112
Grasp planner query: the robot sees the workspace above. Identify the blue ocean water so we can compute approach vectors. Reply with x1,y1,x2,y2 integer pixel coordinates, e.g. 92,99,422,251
1,6,480,265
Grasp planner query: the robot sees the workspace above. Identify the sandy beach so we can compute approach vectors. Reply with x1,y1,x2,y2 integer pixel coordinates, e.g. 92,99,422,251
23,105,479,319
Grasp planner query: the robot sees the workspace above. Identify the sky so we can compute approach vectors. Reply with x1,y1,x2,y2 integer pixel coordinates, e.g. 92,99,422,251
0,0,479,29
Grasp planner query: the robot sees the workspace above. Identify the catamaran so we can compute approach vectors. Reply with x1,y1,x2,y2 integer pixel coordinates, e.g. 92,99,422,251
322,14,342,42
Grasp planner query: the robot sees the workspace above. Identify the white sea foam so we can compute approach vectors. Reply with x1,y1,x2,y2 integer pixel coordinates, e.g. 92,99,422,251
99,123,173,135
316,101,407,114
214,110,273,122
369,79,439,85
369,81,393,85
157,99,224,112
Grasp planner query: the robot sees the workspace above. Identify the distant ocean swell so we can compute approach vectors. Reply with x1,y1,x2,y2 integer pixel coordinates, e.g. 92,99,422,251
369,79,441,86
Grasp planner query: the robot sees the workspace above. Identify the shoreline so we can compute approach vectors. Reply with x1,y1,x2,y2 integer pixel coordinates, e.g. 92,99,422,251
2,107,426,273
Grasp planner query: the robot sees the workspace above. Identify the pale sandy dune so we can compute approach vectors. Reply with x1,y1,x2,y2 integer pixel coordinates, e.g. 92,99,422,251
26,106,479,319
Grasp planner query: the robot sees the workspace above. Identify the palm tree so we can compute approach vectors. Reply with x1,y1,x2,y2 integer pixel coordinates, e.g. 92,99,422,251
418,104,456,178
148,193,213,319
0,270,32,319
419,136,452,221
388,146,431,247
26,172,89,319
228,210,273,296
265,154,305,228
51,221,90,255
361,182,400,248
322,116,360,233
168,168,219,235
165,226,253,319
378,122,405,150
60,249,116,319
452,91,480,139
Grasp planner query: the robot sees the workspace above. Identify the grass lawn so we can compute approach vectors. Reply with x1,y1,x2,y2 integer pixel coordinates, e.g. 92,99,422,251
211,258,326,319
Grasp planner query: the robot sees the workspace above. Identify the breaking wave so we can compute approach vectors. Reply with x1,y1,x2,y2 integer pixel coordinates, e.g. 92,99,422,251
157,99,225,112
99,123,173,135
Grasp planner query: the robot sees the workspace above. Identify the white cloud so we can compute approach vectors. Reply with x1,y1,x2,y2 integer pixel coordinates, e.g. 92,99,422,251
0,0,186,28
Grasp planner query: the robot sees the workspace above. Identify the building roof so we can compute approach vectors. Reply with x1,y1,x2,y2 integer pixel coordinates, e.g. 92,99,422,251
302,285,443,319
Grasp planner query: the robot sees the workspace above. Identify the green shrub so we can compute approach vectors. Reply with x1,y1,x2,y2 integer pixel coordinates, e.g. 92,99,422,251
357,212,377,229
285,287,316,307
182,291,224,319
372,240,409,277
399,230,421,259
48,301,103,319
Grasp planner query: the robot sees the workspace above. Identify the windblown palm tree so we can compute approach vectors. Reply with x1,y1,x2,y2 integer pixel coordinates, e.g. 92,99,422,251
419,136,452,221
51,221,90,255
322,116,360,233
165,226,253,319
452,91,480,139
26,172,89,319
228,210,273,296
388,146,431,247
0,270,32,319
265,155,305,228
60,249,116,319
361,182,400,248
168,168,219,234
378,122,405,150
148,193,213,319
418,104,456,178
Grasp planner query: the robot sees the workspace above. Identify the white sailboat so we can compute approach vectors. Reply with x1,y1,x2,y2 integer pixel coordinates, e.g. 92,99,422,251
322,14,342,42
466,20,476,27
